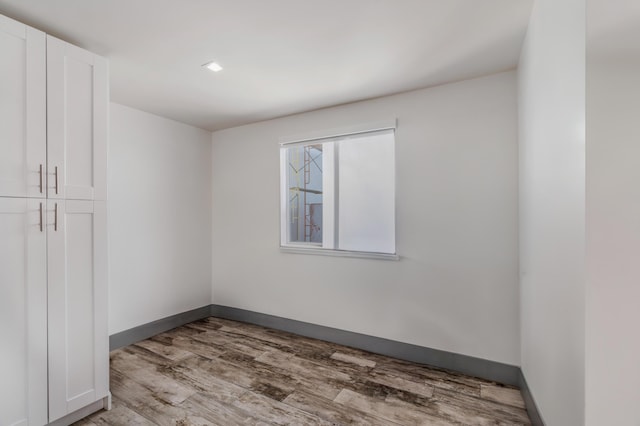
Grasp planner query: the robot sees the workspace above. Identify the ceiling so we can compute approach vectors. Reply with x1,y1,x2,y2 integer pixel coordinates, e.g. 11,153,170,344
0,0,533,131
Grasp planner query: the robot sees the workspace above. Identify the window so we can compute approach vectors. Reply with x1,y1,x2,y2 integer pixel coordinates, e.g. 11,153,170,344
280,124,396,258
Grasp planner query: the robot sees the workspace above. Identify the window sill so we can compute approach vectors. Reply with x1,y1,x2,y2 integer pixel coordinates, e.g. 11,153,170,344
280,246,399,261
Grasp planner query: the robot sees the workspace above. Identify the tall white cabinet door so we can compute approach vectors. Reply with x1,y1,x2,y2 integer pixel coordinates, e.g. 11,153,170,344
47,36,108,201
0,198,48,426
47,200,108,422
0,15,46,198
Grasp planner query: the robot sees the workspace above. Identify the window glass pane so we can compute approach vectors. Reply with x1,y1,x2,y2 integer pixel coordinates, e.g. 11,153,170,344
338,130,395,254
286,144,323,243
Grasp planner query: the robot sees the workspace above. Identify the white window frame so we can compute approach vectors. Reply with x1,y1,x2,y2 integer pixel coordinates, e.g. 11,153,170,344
279,120,399,260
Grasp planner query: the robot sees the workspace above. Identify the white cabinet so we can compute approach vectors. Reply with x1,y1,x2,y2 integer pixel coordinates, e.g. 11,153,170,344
0,17,107,202
0,15,46,199
47,37,108,201
0,199,48,426
0,13,109,426
48,200,109,421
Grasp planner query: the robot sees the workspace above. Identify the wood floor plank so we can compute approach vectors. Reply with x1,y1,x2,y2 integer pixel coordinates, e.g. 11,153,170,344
252,350,344,400
330,351,377,368
152,334,225,360
126,366,198,405
122,344,179,369
82,400,156,426
480,383,526,409
160,361,248,403
231,390,335,425
181,392,263,426
433,387,531,425
256,348,352,383
193,330,271,358
283,390,400,426
216,323,349,360
373,361,483,397
110,348,158,373
181,353,297,402
341,377,434,410
367,370,435,398
325,343,393,364
134,339,194,362
108,369,207,426
184,317,226,332
160,324,209,339
181,354,254,388
218,325,297,349
334,388,453,426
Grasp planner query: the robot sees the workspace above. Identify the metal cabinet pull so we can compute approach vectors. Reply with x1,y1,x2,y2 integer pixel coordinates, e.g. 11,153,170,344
54,166,59,194
39,164,43,193
54,203,58,231
39,203,43,232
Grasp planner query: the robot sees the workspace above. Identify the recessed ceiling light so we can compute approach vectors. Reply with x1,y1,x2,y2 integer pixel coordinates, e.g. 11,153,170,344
203,61,223,72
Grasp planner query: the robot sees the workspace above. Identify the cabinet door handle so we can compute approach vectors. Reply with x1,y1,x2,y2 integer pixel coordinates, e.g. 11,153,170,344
54,166,59,195
54,203,58,232
39,164,43,193
39,202,43,232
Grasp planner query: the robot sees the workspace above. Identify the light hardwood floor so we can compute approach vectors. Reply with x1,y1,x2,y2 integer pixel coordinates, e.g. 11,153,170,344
76,317,531,425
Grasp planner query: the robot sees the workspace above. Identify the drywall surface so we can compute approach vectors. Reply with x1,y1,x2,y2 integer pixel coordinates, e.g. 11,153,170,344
518,0,586,424
586,59,640,425
109,103,212,334
211,71,520,365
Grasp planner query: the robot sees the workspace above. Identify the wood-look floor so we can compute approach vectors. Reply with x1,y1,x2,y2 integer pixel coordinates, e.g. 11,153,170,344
76,317,531,425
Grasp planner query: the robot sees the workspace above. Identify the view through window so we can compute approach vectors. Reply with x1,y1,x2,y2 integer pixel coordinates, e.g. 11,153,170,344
287,144,323,243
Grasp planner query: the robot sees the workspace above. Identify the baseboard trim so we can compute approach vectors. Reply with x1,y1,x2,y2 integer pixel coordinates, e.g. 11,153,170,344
109,305,211,350
210,304,520,386
519,369,545,426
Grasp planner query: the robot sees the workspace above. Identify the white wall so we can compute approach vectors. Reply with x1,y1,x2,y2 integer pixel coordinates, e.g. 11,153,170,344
212,71,520,365
586,56,640,426
518,0,585,424
109,103,212,334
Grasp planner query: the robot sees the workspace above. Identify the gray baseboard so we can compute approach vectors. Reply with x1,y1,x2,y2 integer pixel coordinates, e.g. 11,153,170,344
109,305,211,350
109,303,543,424
210,304,520,386
519,369,545,426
